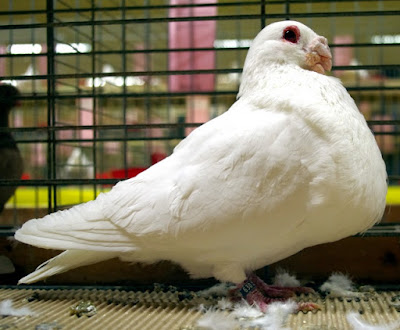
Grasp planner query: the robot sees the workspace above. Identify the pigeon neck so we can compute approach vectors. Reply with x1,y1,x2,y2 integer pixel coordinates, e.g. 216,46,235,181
238,63,284,101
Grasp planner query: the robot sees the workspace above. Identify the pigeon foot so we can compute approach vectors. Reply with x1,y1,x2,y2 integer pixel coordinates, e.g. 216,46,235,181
229,273,320,313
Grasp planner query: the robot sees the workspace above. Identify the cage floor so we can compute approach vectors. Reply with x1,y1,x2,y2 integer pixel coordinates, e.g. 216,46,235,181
0,286,400,329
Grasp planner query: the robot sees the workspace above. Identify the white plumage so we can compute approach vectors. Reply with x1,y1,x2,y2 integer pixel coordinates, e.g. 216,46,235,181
15,21,387,286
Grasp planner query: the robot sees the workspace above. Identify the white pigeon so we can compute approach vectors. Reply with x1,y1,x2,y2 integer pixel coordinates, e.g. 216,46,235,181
15,20,387,310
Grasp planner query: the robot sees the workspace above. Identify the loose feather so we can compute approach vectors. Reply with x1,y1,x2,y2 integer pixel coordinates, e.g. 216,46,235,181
346,312,400,330
320,273,361,298
273,270,301,288
196,300,296,330
0,299,35,317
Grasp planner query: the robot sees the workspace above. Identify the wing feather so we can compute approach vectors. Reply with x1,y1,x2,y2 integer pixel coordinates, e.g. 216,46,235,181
101,99,313,254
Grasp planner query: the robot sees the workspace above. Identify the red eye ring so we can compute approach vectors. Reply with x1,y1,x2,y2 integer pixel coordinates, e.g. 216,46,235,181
283,25,300,43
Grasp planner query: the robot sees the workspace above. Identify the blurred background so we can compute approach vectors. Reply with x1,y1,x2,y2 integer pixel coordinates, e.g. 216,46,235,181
0,1,399,250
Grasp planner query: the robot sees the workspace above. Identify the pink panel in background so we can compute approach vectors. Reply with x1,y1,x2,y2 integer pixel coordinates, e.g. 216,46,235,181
39,44,47,87
333,35,353,77
0,46,6,77
185,95,210,135
168,0,217,92
134,43,146,72
79,98,94,145
133,42,149,84
31,143,46,167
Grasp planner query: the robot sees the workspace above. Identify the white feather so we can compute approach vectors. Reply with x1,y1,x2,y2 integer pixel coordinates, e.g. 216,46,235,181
196,308,239,330
15,20,387,285
0,300,35,317
273,270,301,287
217,298,234,311
247,301,296,330
346,312,400,330
197,312,238,330
320,273,361,298
231,301,264,319
18,250,117,284
196,301,295,330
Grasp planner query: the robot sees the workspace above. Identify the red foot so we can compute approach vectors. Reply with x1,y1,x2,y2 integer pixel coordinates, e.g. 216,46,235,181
230,273,320,313
296,302,321,313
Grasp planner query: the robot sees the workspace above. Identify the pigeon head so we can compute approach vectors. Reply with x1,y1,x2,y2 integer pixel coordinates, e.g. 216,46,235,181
237,21,332,99
242,20,332,75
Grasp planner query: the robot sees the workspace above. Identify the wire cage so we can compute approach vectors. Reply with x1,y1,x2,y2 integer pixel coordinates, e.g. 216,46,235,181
0,0,400,284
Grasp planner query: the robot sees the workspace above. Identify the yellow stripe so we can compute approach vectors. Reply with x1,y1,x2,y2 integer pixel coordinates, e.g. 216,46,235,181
386,186,400,205
5,185,400,208
6,186,110,208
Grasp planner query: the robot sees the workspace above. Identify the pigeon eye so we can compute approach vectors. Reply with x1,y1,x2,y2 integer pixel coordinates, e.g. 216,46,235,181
283,26,300,43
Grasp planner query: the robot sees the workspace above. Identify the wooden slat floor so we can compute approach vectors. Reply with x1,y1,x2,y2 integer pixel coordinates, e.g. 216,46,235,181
0,286,400,329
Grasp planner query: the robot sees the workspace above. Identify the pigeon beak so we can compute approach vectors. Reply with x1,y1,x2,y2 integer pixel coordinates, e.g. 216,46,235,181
304,36,332,75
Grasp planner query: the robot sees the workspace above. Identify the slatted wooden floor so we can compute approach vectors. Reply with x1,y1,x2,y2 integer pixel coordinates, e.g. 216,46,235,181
0,286,400,329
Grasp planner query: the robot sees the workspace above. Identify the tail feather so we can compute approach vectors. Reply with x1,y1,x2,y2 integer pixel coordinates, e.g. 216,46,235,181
15,199,136,252
18,250,117,284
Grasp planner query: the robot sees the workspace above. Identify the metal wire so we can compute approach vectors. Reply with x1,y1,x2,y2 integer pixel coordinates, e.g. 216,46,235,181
0,0,398,230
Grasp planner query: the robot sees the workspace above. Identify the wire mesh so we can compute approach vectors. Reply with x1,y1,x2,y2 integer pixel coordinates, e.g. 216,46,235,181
0,0,399,235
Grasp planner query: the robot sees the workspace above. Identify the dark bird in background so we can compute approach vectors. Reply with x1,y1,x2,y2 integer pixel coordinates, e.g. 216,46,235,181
0,84,23,213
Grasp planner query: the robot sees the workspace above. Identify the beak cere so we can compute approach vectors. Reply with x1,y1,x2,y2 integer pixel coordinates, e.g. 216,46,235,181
305,36,332,74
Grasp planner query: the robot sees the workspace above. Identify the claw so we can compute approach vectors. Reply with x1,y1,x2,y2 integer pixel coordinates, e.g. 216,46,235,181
233,273,319,313
269,285,315,295
296,302,322,313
